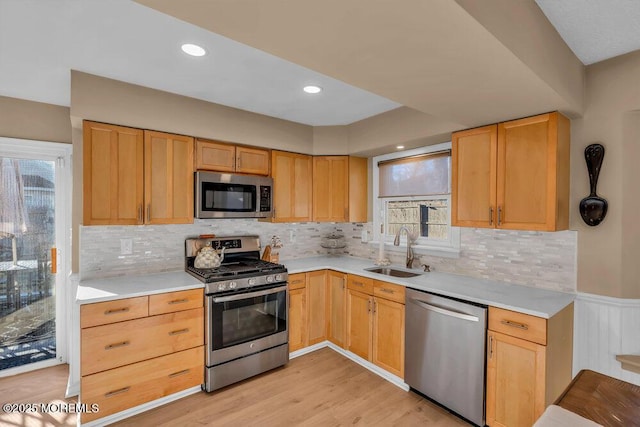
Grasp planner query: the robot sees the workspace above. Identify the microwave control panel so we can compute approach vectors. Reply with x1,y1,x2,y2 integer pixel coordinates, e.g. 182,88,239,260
259,186,272,212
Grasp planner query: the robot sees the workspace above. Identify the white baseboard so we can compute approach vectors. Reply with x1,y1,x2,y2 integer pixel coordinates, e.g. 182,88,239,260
290,341,409,391
574,292,640,386
78,386,201,427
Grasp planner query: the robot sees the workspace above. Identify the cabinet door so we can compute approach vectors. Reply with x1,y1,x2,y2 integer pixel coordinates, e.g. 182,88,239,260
236,146,270,175
451,124,497,228
271,151,312,222
497,112,569,231
486,330,546,427
195,139,235,172
347,289,372,360
327,271,347,348
306,270,327,345
348,156,368,223
313,156,349,222
372,297,405,378
144,131,194,224
83,121,144,225
288,287,307,352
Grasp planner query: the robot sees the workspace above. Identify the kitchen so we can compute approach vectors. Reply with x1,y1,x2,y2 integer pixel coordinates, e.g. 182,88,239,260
1,1,640,426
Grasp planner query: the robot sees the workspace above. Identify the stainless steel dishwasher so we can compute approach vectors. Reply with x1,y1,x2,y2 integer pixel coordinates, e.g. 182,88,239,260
405,288,487,427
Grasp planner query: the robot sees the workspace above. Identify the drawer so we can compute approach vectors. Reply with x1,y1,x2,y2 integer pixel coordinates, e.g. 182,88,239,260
288,273,306,290
489,306,547,345
347,274,374,294
80,346,204,423
373,280,406,304
149,289,203,315
81,307,204,376
80,296,148,328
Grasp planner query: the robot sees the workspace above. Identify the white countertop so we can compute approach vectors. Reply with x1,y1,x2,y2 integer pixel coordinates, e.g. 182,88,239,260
76,271,203,304
284,256,575,319
77,256,575,318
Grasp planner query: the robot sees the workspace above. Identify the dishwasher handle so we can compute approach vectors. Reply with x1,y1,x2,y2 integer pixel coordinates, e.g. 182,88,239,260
409,297,480,322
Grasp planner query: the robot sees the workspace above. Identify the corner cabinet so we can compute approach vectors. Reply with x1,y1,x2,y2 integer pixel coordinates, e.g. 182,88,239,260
312,156,368,223
452,112,570,231
288,273,307,352
79,289,204,423
83,121,194,225
271,150,313,222
486,304,574,427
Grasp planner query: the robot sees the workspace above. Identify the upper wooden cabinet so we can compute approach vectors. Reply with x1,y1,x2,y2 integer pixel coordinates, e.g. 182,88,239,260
145,130,194,224
83,121,144,225
196,139,270,176
312,156,368,223
83,121,194,225
452,112,570,231
271,150,313,222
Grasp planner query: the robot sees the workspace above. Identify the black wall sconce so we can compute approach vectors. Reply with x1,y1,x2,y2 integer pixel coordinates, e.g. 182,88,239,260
579,143,608,226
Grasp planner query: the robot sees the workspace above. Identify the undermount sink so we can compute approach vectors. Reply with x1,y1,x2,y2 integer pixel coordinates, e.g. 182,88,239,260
365,267,421,278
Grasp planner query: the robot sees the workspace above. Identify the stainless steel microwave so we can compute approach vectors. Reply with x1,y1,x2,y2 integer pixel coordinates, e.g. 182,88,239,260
195,171,273,219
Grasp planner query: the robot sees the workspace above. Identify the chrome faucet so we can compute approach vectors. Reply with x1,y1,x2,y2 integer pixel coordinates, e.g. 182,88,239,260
394,226,415,268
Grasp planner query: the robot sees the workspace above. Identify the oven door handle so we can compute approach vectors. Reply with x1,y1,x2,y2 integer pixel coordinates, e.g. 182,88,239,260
212,285,287,303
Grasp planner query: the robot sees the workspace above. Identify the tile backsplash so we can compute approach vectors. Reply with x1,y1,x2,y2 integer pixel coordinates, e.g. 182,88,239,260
80,221,576,292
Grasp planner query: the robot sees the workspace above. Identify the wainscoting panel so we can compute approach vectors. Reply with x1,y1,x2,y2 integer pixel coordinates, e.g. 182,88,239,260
574,293,640,385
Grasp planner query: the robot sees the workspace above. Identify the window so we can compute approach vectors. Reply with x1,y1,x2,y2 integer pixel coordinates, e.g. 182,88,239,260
373,142,460,256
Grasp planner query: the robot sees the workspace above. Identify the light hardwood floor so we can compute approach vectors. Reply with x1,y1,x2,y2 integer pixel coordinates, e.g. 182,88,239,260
0,348,470,426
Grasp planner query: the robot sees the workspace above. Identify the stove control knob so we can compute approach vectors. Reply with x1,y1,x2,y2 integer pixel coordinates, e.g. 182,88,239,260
266,275,274,283
275,274,283,282
228,281,237,289
217,283,227,291
248,278,256,286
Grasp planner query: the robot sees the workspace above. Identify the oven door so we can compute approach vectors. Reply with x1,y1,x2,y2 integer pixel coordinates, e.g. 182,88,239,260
206,284,288,366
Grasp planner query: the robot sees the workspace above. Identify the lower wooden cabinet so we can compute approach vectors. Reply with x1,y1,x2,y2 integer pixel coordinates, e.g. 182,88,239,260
327,271,347,348
307,270,327,345
80,289,204,423
486,304,573,427
288,273,307,352
346,275,405,378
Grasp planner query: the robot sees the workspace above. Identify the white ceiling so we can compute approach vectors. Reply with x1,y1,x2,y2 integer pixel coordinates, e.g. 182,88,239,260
535,0,640,65
0,0,638,127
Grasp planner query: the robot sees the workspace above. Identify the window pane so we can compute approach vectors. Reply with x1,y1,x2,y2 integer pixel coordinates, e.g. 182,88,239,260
379,152,450,197
387,199,448,240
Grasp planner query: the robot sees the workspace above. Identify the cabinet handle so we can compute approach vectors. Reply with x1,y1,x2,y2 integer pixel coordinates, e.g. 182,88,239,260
489,335,494,360
168,298,189,305
104,386,130,398
105,341,130,350
379,288,394,294
146,204,151,222
500,319,528,330
353,281,364,287
138,205,143,223
367,299,371,313
497,206,502,226
290,279,304,285
104,307,130,315
169,328,190,336
168,369,190,378
373,300,377,314
237,155,241,170
489,207,494,225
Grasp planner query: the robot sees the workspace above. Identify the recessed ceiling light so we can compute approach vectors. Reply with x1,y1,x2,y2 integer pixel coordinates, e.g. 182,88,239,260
181,43,206,57
396,145,405,150
303,85,322,94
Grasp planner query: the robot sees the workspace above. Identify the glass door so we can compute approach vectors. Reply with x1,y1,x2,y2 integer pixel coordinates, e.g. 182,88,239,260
0,138,71,375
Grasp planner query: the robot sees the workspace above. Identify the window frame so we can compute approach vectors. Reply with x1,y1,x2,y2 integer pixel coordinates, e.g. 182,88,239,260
372,142,460,257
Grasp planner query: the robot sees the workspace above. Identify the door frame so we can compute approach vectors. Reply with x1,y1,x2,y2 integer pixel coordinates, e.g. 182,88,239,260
0,137,73,377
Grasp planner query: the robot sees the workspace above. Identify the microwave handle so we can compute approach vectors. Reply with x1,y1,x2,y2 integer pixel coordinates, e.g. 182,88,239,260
212,285,287,303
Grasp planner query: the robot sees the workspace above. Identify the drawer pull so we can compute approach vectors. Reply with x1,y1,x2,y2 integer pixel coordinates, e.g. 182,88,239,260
169,328,190,336
290,279,304,284
379,288,395,294
168,298,189,305
104,307,130,315
168,369,190,378
105,341,130,350
501,319,528,330
353,281,364,287
104,386,130,398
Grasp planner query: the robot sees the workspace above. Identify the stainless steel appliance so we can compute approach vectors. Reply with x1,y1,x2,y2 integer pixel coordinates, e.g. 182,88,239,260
195,171,273,219
405,288,487,426
185,235,288,392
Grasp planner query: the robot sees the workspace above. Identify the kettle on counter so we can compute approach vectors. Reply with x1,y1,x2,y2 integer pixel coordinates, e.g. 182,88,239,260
194,244,225,269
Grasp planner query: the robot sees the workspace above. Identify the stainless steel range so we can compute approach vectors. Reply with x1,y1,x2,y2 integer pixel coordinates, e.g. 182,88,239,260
185,235,289,392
